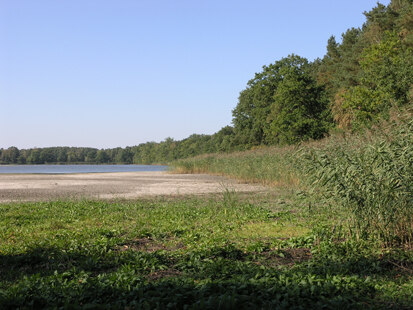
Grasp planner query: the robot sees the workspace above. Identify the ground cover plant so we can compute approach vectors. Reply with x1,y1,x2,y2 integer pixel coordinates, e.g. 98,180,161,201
1,190,412,309
169,114,413,308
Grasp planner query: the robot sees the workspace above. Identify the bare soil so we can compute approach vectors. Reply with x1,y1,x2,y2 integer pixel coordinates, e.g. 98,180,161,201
0,171,266,203
261,248,312,267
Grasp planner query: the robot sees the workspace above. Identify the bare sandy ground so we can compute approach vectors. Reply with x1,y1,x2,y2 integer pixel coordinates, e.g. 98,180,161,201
0,171,266,203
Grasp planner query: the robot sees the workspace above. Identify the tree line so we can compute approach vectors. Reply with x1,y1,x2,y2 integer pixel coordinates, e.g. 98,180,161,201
2,0,412,165
0,128,235,165
230,0,412,147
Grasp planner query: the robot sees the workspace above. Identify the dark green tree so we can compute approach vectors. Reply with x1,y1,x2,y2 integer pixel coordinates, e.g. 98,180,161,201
85,150,97,163
0,147,20,164
40,149,56,163
57,148,68,163
96,150,109,163
266,56,331,144
27,149,41,164
233,55,331,146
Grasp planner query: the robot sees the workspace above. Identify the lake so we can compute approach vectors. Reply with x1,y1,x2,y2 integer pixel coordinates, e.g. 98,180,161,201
0,164,168,174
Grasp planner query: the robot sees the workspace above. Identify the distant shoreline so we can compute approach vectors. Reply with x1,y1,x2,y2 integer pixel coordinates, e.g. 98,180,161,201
0,163,167,166
0,164,168,175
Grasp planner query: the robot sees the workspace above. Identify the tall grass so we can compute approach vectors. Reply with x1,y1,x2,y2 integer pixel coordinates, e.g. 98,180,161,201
173,112,413,246
303,118,413,246
173,145,301,189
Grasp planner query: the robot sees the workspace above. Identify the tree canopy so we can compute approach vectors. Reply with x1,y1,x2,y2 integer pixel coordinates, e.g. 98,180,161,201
232,55,331,146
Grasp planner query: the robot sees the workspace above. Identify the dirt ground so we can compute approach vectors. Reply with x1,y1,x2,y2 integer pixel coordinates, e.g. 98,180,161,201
0,171,266,202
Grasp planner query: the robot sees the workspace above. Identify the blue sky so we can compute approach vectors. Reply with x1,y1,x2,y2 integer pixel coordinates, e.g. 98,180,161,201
0,0,390,149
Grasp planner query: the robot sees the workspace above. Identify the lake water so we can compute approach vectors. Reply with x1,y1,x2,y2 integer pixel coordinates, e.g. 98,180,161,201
0,164,168,174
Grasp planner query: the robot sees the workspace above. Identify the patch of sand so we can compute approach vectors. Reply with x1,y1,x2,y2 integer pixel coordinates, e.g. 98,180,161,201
0,171,266,202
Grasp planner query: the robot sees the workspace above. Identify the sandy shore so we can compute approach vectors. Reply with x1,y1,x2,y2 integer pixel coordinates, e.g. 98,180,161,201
0,171,266,202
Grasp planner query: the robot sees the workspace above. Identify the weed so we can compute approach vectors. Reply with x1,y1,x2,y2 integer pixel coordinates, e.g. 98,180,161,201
0,195,412,309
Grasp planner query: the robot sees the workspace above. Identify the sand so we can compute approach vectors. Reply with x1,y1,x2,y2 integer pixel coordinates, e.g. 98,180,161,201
0,171,266,202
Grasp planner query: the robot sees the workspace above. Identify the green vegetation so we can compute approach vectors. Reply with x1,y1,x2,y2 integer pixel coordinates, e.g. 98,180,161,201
232,55,331,147
0,130,234,165
1,1,412,307
174,112,413,247
302,117,413,246
1,194,412,309
2,114,412,308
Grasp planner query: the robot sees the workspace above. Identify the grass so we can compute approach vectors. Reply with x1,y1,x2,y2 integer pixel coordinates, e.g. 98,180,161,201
302,119,413,246
172,144,301,189
174,112,413,248
1,193,412,309
1,111,412,308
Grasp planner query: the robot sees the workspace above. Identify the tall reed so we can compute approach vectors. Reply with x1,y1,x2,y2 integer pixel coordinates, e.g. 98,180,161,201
173,145,301,189
301,118,413,246
174,112,413,246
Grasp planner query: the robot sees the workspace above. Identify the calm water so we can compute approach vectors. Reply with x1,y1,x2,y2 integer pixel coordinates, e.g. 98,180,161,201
0,164,168,174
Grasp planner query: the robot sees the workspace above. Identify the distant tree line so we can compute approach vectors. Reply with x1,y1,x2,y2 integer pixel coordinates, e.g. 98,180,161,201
2,0,412,165
0,127,236,165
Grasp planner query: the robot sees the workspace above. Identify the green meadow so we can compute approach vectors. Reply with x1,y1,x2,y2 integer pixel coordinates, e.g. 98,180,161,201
1,148,413,310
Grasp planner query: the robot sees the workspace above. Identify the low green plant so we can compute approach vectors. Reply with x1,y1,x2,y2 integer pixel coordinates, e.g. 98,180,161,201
1,194,411,309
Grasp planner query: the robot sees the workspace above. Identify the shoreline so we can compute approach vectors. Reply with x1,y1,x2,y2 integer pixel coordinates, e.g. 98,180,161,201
0,171,266,203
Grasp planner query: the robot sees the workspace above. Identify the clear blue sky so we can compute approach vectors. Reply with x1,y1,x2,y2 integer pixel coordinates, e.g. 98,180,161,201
0,0,390,149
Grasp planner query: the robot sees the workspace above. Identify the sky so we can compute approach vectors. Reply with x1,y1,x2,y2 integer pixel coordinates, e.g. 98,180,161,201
0,0,391,149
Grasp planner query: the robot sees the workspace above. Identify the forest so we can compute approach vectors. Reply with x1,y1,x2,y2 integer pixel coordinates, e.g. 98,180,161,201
1,0,412,165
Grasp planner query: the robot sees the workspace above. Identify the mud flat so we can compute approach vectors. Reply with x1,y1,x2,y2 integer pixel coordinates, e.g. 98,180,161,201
0,171,266,202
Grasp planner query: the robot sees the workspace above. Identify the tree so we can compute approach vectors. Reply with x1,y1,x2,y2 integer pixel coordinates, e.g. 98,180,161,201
232,55,331,146
115,148,133,164
96,150,109,163
341,31,413,126
40,149,56,163
27,149,41,164
85,150,97,163
232,57,288,146
57,148,68,163
266,57,331,144
0,147,20,164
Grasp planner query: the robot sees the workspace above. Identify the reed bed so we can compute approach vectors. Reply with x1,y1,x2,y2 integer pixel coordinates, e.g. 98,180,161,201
173,115,413,247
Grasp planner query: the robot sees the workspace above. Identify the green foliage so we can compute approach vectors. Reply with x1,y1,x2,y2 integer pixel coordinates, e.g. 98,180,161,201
316,27,365,102
0,147,19,164
1,196,412,309
232,55,331,146
267,56,331,144
320,1,413,129
302,118,413,245
340,85,391,125
340,31,413,126
174,110,413,247
360,31,412,104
